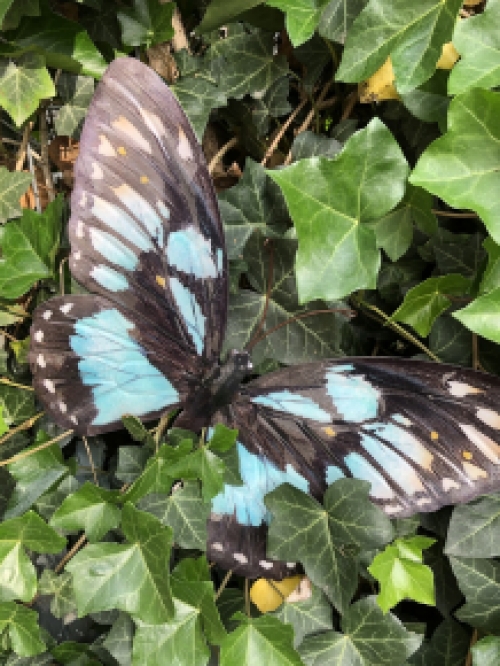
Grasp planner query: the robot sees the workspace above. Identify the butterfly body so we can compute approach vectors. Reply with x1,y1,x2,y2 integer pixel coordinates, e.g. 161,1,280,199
30,58,500,579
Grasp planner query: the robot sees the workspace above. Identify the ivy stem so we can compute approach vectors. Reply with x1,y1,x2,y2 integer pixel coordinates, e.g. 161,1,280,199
0,378,34,391
354,296,441,363
55,533,87,574
0,411,44,446
432,209,478,218
215,569,233,601
245,578,251,617
0,428,73,466
261,97,308,167
208,136,239,175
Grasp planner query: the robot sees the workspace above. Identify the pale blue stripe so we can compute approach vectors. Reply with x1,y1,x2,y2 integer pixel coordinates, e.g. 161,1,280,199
326,465,345,485
113,185,164,247
89,228,138,271
91,265,129,292
252,390,331,422
167,227,218,278
344,452,394,499
326,367,379,423
91,195,153,253
360,433,424,495
363,422,432,467
170,277,205,355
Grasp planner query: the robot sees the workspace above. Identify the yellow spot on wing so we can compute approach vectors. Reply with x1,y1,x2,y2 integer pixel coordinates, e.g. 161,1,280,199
323,427,336,437
430,431,439,441
140,175,149,184
156,275,166,288
117,146,127,156
463,450,473,460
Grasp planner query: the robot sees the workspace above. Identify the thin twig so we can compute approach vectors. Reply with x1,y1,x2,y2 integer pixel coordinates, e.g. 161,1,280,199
245,578,251,617
0,378,34,392
59,256,68,296
432,209,478,218
0,428,73,466
1,330,18,343
27,144,41,212
15,121,33,171
464,629,478,666
55,533,87,574
155,412,171,450
215,569,233,601
82,436,99,486
261,97,308,167
39,103,55,203
208,136,238,175
340,89,359,121
0,412,44,446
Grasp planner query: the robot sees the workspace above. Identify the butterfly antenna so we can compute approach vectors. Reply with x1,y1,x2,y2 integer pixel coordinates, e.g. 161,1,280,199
246,240,274,352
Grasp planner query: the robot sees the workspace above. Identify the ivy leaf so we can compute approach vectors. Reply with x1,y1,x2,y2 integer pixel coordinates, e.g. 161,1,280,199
0,602,45,656
272,582,333,647
445,495,500,558
448,0,500,95
449,557,500,633
173,76,227,141
0,384,35,428
265,0,330,46
0,194,64,299
102,612,134,666
220,613,303,666
471,636,500,666
423,229,485,278
336,0,462,93
4,441,68,519
168,446,226,501
391,274,471,337
207,424,238,454
219,159,289,260
298,597,422,665
0,52,54,126
268,118,408,302
116,445,150,485
55,73,94,137
38,570,76,619
197,0,264,33
410,89,500,244
480,237,500,294
0,511,66,602
118,0,175,48
2,0,40,31
368,536,436,612
408,618,470,666
319,0,369,43
453,288,500,344
66,503,174,624
138,483,209,550
0,167,31,224
50,482,121,543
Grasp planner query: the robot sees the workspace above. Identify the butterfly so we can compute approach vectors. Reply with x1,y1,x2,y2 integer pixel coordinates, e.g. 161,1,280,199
30,57,500,579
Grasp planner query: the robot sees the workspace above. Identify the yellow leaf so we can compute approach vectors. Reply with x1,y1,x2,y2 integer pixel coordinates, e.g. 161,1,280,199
250,575,303,613
359,57,400,103
436,42,460,69
463,0,482,5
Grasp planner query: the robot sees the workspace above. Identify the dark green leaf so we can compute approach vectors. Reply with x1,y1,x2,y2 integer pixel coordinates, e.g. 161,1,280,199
0,167,32,224
207,424,238,453
117,0,175,48
401,70,449,129
450,557,500,633
173,76,227,141
408,618,470,666
168,446,225,501
445,495,500,558
480,237,500,294
272,583,332,647
291,131,342,160
115,445,150,485
319,0,368,43
55,73,94,137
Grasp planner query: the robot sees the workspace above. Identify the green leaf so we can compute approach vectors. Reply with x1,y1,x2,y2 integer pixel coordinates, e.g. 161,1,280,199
266,480,393,611
0,195,64,299
408,618,470,666
117,0,175,48
445,495,500,558
272,583,332,647
50,482,121,542
169,446,226,501
0,167,31,224
0,0,16,25
6,7,107,78
55,73,94,137
298,597,422,665
449,557,500,633
265,0,330,46
391,274,471,337
336,0,462,94
5,442,68,519
0,511,65,602
38,570,76,619
102,612,134,666
138,483,209,550
172,76,227,141
66,503,174,624
410,89,500,243
480,237,500,294
319,0,369,43
207,424,238,454
0,602,45,656
423,229,485,278
115,445,150,484
471,636,500,666
368,535,436,613
121,415,155,446
453,288,500,344
220,614,303,666
0,384,35,428
2,0,39,31
401,69,449,130
219,159,288,260
0,52,54,126
268,118,408,302
449,0,500,95
197,0,264,33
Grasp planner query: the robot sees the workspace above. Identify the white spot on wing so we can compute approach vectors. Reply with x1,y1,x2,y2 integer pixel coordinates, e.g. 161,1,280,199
258,560,273,570
233,553,248,564
60,303,74,315
34,330,44,343
37,354,46,368
178,127,194,161
384,504,403,514
442,478,460,492
211,542,223,552
463,461,488,480
417,497,432,507
76,221,85,238
43,379,55,394
42,310,52,320
111,116,151,154
59,402,67,413
460,424,500,464
73,251,81,261
447,381,484,398
79,192,87,207
91,162,103,180
98,134,116,157
70,415,78,425
477,408,500,430
139,108,166,138
286,562,296,568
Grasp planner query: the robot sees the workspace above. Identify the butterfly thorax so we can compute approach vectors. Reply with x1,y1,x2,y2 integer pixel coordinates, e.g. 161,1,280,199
175,350,252,431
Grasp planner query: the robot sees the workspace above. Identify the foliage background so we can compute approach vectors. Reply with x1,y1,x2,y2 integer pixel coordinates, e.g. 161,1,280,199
0,0,499,663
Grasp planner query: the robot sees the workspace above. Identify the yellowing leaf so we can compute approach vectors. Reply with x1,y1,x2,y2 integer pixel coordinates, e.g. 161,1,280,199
436,42,459,69
250,575,303,613
463,0,482,5
359,57,400,102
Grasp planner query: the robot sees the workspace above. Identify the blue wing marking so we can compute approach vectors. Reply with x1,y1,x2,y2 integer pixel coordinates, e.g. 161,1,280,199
88,228,138,271
326,366,379,422
113,184,164,246
211,442,310,526
251,390,331,422
91,196,153,253
91,266,129,292
167,227,218,278
360,433,425,495
344,452,394,499
70,309,179,426
170,278,205,354
326,465,346,485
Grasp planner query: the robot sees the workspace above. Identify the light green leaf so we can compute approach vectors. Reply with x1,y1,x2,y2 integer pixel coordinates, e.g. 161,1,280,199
268,118,408,302
207,424,238,454
272,583,332,647
0,0,16,25
266,0,330,46
38,570,76,619
336,0,462,94
0,602,45,656
118,0,175,48
298,597,422,665
391,274,471,337
453,288,500,344
410,89,500,243
50,482,121,542
220,614,303,666
449,0,500,95
445,495,500,558
368,536,436,612
449,557,500,633
480,237,500,294
0,166,31,224
55,73,94,137
471,636,500,666
168,446,226,501
66,503,174,624
0,52,54,126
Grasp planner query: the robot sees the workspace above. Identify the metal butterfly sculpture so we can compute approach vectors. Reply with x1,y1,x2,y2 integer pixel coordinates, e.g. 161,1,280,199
30,58,500,579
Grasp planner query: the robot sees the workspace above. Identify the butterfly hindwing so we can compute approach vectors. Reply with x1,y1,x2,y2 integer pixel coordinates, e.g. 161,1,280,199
207,358,500,577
